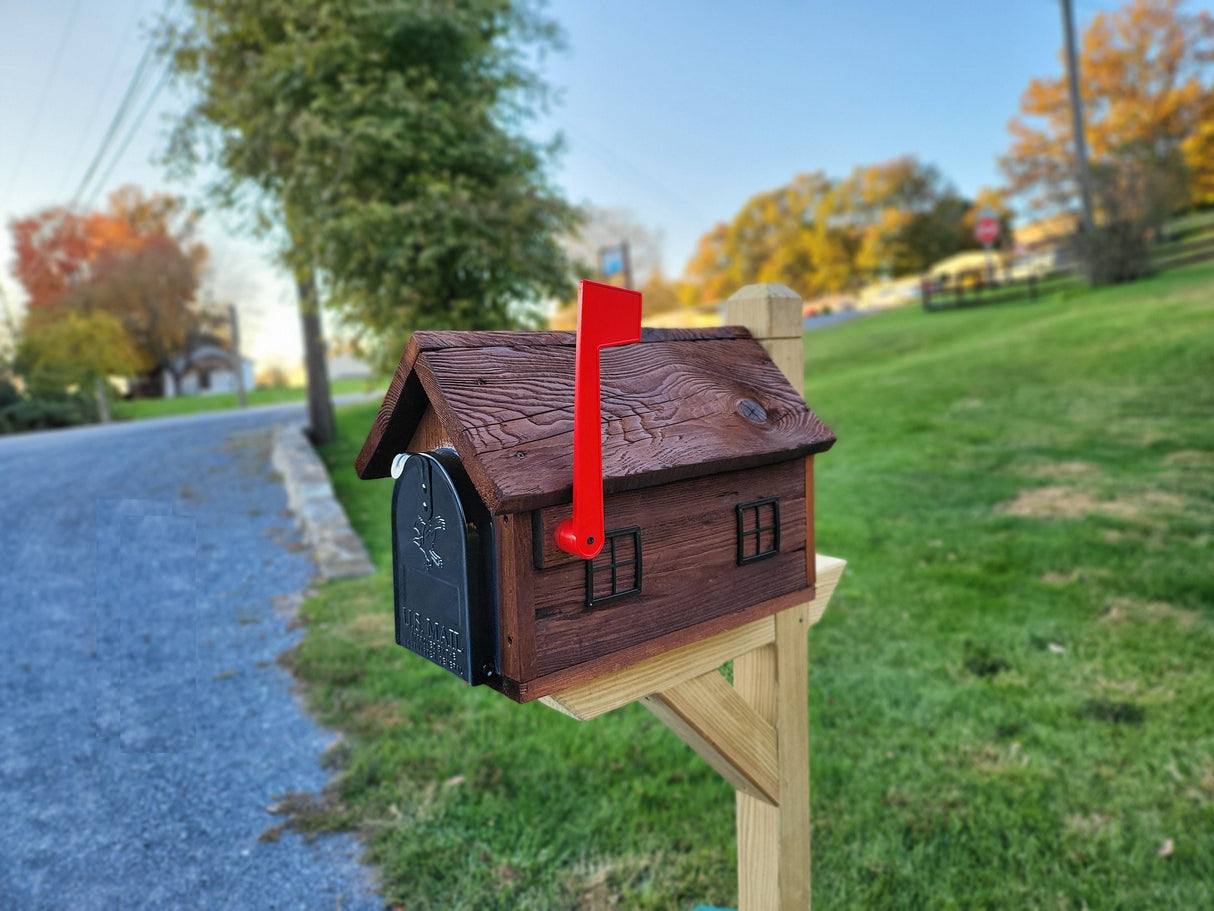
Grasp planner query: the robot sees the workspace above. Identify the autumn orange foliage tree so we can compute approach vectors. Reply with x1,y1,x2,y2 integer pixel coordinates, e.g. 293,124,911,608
1001,0,1214,215
683,158,985,303
9,186,211,392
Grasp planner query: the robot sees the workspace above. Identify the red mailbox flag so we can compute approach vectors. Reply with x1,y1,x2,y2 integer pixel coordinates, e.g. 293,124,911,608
554,280,642,560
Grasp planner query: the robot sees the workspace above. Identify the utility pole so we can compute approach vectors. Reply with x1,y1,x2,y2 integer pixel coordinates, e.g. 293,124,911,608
1060,0,1097,238
228,304,247,408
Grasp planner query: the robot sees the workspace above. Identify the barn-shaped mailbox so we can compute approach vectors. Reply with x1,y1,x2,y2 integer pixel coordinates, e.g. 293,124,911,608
355,292,835,704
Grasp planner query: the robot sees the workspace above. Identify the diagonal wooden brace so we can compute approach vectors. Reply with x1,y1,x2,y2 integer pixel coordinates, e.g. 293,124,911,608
642,667,780,805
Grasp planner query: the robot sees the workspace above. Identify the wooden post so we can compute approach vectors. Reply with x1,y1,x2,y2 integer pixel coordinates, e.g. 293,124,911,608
726,283,811,910
543,282,840,911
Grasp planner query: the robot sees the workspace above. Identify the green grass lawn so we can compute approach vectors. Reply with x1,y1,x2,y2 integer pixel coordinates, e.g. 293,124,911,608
287,262,1214,910
110,375,382,421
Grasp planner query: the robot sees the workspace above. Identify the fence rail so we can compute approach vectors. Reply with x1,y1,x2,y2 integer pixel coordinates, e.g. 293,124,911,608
923,231,1214,314
921,272,1076,312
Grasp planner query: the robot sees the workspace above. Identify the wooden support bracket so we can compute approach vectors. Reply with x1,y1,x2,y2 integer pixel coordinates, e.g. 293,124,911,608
642,668,780,805
543,553,845,910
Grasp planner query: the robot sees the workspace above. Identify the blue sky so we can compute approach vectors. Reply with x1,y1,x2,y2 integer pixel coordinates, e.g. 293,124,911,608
1,0,1204,363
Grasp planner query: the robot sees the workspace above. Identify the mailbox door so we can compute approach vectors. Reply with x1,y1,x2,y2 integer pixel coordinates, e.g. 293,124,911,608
391,451,494,685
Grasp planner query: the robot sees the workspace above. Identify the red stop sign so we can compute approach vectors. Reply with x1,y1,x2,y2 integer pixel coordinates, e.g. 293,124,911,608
975,210,1000,245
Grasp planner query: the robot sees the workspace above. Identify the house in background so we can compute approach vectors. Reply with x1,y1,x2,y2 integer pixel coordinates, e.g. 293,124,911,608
162,343,255,398
327,350,374,382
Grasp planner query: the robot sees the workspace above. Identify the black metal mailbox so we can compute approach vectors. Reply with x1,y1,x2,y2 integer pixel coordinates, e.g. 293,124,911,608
391,450,496,685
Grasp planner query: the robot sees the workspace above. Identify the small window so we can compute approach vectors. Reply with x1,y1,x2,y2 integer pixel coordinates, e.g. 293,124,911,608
585,526,642,607
736,497,780,564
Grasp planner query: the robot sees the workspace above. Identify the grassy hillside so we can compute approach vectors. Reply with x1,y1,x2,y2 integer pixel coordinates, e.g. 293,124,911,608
291,262,1214,909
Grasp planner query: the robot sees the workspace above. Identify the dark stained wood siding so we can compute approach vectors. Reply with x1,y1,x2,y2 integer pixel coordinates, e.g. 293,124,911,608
494,513,536,683
406,404,454,454
355,335,424,480
494,586,813,703
528,459,807,678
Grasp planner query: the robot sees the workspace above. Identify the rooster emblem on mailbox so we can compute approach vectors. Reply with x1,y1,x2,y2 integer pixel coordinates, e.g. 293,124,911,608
412,514,445,568
356,280,836,702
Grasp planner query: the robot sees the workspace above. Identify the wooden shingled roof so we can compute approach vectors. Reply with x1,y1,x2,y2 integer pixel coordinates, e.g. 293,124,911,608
356,326,835,513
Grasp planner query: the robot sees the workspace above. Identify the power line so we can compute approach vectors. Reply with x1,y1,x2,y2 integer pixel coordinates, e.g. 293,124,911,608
69,0,178,210
569,125,711,227
1,0,85,213
84,63,171,209
69,37,159,209
59,0,146,197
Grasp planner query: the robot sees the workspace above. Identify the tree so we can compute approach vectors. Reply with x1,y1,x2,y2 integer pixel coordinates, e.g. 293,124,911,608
8,187,211,393
17,309,144,421
831,158,979,280
1001,0,1214,214
684,171,833,302
72,232,218,393
1181,91,1214,207
682,159,978,302
9,207,95,312
165,1,580,442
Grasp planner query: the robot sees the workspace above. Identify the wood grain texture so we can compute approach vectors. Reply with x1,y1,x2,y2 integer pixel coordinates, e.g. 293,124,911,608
642,670,779,805
806,554,845,628
725,286,805,340
805,457,815,588
425,337,832,512
760,339,805,396
355,328,751,481
734,604,812,911
498,586,813,703
531,461,807,677
737,787,781,910
410,326,751,351
538,553,845,719
538,614,776,720
407,404,454,453
735,641,779,910
354,328,836,513
354,336,422,479
493,513,535,683
774,602,812,911
532,459,803,572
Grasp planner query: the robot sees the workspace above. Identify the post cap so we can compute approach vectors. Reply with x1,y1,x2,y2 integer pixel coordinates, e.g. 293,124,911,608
725,283,803,339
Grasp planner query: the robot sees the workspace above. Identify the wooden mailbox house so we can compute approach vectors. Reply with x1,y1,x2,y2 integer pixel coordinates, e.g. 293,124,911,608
355,324,835,703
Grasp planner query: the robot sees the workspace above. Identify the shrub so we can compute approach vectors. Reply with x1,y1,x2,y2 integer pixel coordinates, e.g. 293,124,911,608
0,397,90,432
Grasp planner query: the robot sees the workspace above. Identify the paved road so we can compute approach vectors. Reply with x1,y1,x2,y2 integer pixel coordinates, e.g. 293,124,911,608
0,404,381,910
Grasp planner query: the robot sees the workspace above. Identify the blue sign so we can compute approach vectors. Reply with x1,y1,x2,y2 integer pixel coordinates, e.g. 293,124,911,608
599,245,625,277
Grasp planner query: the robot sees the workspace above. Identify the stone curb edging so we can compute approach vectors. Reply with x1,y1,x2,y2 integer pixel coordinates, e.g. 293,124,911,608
271,421,375,581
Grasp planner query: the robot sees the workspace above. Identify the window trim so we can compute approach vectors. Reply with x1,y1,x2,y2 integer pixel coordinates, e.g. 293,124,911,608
585,526,642,608
736,497,781,565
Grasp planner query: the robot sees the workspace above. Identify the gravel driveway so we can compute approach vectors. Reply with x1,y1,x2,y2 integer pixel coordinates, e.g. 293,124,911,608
0,406,380,910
